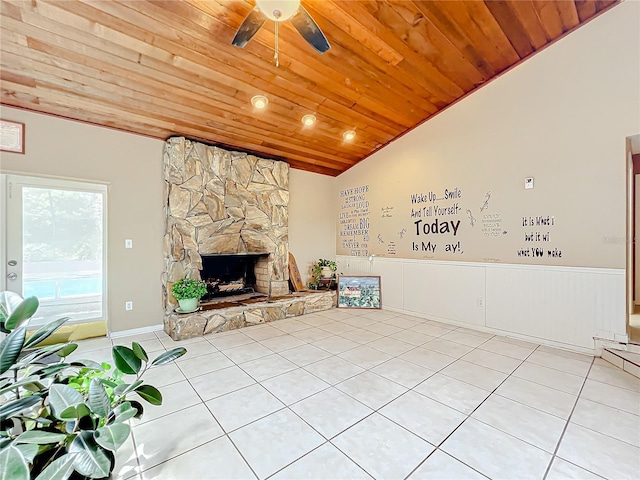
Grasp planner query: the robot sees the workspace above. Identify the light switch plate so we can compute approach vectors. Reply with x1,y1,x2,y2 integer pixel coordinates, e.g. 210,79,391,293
125,239,133,248
524,177,534,189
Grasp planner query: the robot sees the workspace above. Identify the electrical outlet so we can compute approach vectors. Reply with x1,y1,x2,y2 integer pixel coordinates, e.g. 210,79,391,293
125,301,133,311
477,297,484,307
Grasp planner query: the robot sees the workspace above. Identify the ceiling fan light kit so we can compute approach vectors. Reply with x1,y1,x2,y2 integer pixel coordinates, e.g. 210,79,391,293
232,0,330,68
251,95,269,109
255,0,301,21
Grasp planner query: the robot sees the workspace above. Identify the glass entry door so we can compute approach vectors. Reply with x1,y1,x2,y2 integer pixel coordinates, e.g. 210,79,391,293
2,174,107,327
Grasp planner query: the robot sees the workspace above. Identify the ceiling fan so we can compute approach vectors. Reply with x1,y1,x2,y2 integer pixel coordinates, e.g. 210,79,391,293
232,0,330,66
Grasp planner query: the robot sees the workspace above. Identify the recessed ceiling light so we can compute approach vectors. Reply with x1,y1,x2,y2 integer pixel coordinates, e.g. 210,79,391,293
301,114,316,126
343,130,356,141
251,95,268,109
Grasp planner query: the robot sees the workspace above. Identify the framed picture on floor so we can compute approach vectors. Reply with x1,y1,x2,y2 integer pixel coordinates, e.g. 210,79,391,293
337,275,381,309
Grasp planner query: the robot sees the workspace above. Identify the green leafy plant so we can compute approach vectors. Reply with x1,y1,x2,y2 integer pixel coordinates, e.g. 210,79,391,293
171,276,207,300
0,292,187,480
317,259,337,270
309,259,339,289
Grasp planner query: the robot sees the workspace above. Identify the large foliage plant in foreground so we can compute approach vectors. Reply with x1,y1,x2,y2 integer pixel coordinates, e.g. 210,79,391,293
0,292,186,479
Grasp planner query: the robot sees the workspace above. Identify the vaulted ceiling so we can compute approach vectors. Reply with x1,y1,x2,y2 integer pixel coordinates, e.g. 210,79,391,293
0,0,618,176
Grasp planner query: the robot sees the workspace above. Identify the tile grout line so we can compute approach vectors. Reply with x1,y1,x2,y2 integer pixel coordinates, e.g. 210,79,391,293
582,365,640,394
551,374,640,415
402,449,490,480
548,365,640,449
224,431,262,480
422,342,586,423
541,356,599,480
401,344,538,480
417,341,587,478
263,410,378,480
466,344,578,440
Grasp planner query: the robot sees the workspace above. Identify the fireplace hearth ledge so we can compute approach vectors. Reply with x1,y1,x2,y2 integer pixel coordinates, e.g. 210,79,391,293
164,290,336,341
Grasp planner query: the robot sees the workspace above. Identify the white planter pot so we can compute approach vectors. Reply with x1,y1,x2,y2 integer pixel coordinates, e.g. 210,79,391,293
178,297,198,313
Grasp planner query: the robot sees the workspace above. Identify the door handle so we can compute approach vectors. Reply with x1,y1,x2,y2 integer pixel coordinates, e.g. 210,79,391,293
7,272,17,280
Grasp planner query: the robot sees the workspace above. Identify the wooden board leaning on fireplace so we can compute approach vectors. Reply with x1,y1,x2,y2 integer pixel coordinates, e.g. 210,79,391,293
288,253,305,292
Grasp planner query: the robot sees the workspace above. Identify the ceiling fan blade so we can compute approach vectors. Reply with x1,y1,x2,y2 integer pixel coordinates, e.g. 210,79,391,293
232,8,267,48
290,6,330,53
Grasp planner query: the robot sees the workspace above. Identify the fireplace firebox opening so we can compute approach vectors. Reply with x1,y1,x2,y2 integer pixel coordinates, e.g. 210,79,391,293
200,253,270,301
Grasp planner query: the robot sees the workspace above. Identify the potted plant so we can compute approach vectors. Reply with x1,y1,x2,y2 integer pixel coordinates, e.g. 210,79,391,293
171,276,207,313
317,259,337,279
0,292,187,480
310,259,339,290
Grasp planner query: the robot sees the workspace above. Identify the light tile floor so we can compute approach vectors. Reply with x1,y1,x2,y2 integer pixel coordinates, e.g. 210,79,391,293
77,309,640,480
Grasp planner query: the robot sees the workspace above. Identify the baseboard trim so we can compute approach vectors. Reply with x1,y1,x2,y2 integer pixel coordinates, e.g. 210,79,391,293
109,324,163,339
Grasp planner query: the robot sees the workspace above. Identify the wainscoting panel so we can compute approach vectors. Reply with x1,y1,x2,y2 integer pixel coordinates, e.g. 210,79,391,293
403,261,487,327
337,256,373,275
485,265,626,349
371,259,404,310
337,255,626,351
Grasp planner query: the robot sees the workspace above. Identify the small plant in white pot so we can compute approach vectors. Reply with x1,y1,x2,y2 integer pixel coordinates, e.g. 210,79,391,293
310,259,339,290
171,276,207,313
317,259,337,279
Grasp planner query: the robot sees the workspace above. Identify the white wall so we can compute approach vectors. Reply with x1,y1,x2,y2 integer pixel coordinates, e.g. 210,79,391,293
336,2,640,350
0,106,165,333
289,169,336,285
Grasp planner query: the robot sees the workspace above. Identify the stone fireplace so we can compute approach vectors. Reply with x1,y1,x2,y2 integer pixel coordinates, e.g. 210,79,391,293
162,136,289,299
162,137,335,340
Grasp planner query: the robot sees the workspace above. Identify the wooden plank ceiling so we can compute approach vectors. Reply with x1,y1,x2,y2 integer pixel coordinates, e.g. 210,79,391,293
0,0,618,176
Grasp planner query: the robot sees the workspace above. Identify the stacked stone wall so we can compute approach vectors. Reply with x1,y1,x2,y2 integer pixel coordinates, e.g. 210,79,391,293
162,137,290,311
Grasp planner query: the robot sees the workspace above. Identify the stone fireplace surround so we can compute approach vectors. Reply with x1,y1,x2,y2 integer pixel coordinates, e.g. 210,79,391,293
162,137,334,340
